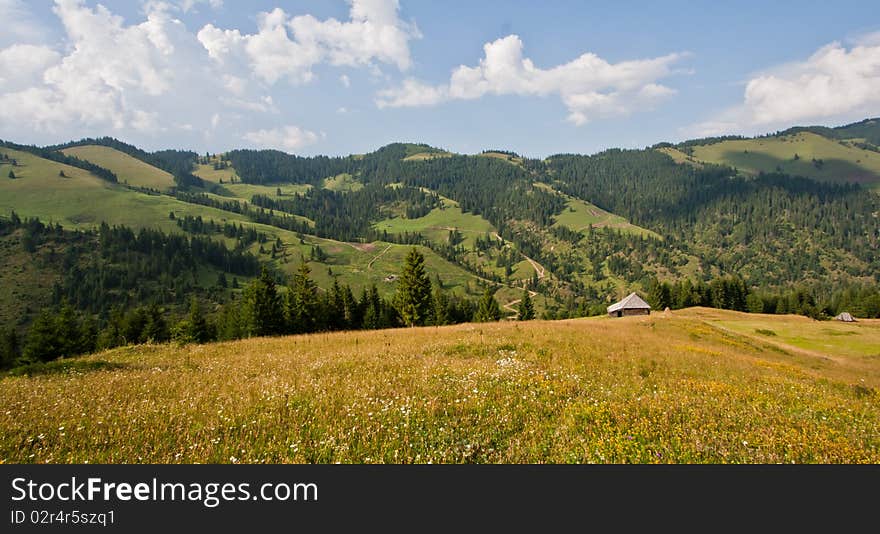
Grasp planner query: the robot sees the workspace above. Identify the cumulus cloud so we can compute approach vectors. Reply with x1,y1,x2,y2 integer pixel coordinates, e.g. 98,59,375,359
690,37,880,136
243,126,322,152
376,34,684,124
0,0,354,146
0,0,185,134
197,0,419,85
0,45,61,91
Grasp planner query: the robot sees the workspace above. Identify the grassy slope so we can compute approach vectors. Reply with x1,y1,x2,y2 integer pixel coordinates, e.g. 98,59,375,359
61,145,175,191
402,151,453,162
0,148,481,297
535,182,659,238
687,132,880,188
1,308,877,464
323,173,363,192
476,152,525,167
373,196,495,249
656,146,704,167
0,148,285,234
193,161,239,184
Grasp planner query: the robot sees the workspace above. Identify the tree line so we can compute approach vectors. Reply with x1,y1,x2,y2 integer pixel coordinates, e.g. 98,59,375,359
0,248,521,370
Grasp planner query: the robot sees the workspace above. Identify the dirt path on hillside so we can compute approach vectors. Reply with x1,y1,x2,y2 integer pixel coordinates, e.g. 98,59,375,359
367,244,394,270
502,290,539,317
492,232,546,279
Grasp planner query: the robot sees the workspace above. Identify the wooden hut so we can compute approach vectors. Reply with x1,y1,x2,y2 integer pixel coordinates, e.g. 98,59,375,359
607,293,651,317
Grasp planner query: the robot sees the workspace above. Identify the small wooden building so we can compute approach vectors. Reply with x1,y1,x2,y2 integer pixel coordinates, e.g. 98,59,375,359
607,293,652,317
834,312,856,323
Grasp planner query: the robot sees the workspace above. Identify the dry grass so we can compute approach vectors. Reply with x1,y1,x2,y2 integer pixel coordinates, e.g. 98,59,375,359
2,310,878,464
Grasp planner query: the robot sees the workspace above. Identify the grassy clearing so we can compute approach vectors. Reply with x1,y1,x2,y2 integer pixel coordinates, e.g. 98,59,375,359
304,242,480,298
60,145,175,191
193,161,239,184
323,173,363,192
476,152,525,168
656,146,704,167
536,182,659,239
689,132,880,188
215,182,313,203
403,151,453,162
2,308,877,464
696,308,880,361
373,197,495,248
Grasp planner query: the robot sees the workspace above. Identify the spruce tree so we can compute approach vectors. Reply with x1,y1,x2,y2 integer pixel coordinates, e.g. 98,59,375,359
517,290,535,321
362,285,383,330
394,248,433,327
288,262,319,334
432,284,449,326
474,288,502,323
241,268,284,337
24,310,60,362
55,301,82,357
187,298,212,343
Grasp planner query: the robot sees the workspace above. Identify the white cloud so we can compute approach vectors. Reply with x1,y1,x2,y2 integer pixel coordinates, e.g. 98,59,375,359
197,0,419,85
0,0,312,145
0,45,61,91
690,38,880,136
376,78,449,109
340,74,351,88
243,126,322,152
177,0,223,13
376,34,683,124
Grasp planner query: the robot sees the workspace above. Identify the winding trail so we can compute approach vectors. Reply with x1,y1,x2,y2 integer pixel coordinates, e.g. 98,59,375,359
492,232,546,279
502,290,539,317
367,244,394,270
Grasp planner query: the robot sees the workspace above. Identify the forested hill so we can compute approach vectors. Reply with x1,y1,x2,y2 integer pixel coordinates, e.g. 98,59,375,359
2,121,880,362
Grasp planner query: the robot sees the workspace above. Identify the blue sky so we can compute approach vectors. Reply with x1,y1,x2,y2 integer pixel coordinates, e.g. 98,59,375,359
1,0,879,157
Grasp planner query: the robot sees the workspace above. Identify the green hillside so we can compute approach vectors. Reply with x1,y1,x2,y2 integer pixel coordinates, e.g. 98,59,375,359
538,183,659,239
374,196,495,248
0,148,489,307
665,119,880,190
61,145,176,191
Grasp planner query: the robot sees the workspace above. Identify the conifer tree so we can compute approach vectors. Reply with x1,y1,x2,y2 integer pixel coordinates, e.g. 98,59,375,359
474,287,502,323
362,285,383,330
24,310,60,362
241,268,284,337
394,248,433,327
517,290,535,321
288,261,319,333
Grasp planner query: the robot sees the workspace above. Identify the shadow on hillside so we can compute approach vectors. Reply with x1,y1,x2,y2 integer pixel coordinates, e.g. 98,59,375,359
719,150,879,185
5,359,129,378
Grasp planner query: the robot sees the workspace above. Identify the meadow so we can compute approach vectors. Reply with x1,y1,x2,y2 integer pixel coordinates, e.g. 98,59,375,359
2,309,877,464
61,145,176,191
687,132,880,188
